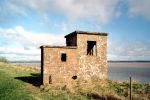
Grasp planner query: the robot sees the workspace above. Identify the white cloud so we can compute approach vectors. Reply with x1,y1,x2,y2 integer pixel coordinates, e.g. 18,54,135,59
0,0,120,24
1,0,150,25
0,26,65,61
0,47,40,56
108,40,150,60
0,0,27,23
0,26,150,61
0,26,65,48
127,0,150,20
29,0,120,23
0,47,40,61
4,0,27,16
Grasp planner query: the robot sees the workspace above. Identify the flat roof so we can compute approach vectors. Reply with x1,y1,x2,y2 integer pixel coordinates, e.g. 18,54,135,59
40,45,77,49
65,30,108,38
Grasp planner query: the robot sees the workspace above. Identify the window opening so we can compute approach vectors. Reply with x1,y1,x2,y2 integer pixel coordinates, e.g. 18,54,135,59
87,41,97,56
61,53,67,62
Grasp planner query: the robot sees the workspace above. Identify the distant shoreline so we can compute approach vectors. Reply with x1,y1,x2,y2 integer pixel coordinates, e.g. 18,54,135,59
10,61,40,63
108,61,150,63
9,60,150,63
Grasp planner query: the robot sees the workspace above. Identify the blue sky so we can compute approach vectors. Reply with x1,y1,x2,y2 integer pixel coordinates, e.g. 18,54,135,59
0,0,150,61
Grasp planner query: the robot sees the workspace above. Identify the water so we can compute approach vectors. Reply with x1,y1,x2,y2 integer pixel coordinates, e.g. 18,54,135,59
109,62,150,83
11,62,150,83
11,62,40,67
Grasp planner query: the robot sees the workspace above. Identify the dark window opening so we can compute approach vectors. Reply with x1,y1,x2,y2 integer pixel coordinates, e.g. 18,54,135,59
49,75,52,84
72,75,77,80
87,41,97,56
61,53,67,62
67,42,71,46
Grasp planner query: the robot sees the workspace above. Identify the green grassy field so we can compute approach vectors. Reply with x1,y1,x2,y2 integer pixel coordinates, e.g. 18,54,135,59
0,62,88,100
0,62,149,100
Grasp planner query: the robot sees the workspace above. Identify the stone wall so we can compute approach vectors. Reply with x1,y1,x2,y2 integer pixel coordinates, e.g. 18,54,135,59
41,31,108,85
42,47,78,84
77,34,108,81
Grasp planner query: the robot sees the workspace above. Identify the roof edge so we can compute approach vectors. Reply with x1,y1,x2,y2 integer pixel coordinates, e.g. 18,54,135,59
40,45,77,49
65,30,108,38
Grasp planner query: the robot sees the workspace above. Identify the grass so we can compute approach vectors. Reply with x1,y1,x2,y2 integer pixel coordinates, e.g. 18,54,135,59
0,63,35,100
0,62,149,100
0,62,87,100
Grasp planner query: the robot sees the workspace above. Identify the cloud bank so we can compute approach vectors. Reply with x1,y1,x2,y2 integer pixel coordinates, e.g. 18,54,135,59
108,40,150,61
0,0,120,24
1,0,150,24
127,0,150,20
0,26,150,61
0,26,65,61
0,0,150,61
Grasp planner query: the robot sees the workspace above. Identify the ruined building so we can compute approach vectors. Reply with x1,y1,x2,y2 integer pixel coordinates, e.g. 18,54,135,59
40,31,108,85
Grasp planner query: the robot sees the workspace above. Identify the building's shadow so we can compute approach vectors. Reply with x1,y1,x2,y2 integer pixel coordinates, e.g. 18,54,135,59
15,73,42,87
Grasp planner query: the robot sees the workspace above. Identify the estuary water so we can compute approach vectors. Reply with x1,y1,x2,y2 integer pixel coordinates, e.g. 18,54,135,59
11,62,150,83
109,62,150,83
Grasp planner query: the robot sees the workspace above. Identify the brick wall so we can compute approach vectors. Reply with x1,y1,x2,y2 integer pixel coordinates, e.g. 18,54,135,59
42,47,78,84
41,31,108,85
77,34,108,81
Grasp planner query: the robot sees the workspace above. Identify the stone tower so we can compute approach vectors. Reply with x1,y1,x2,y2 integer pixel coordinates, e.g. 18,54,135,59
40,31,108,85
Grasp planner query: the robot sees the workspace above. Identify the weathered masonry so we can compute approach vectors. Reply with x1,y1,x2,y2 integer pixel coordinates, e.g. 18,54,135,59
40,31,108,85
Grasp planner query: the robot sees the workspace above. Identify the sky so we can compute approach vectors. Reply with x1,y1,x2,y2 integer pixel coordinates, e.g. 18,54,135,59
0,0,150,61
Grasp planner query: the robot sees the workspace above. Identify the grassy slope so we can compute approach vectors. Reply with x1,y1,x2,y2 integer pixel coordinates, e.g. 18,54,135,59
0,62,149,100
0,63,87,100
0,63,39,100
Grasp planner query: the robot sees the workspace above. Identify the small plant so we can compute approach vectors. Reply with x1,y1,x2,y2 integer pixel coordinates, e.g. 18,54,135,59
132,83,144,94
144,83,150,94
0,56,8,63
